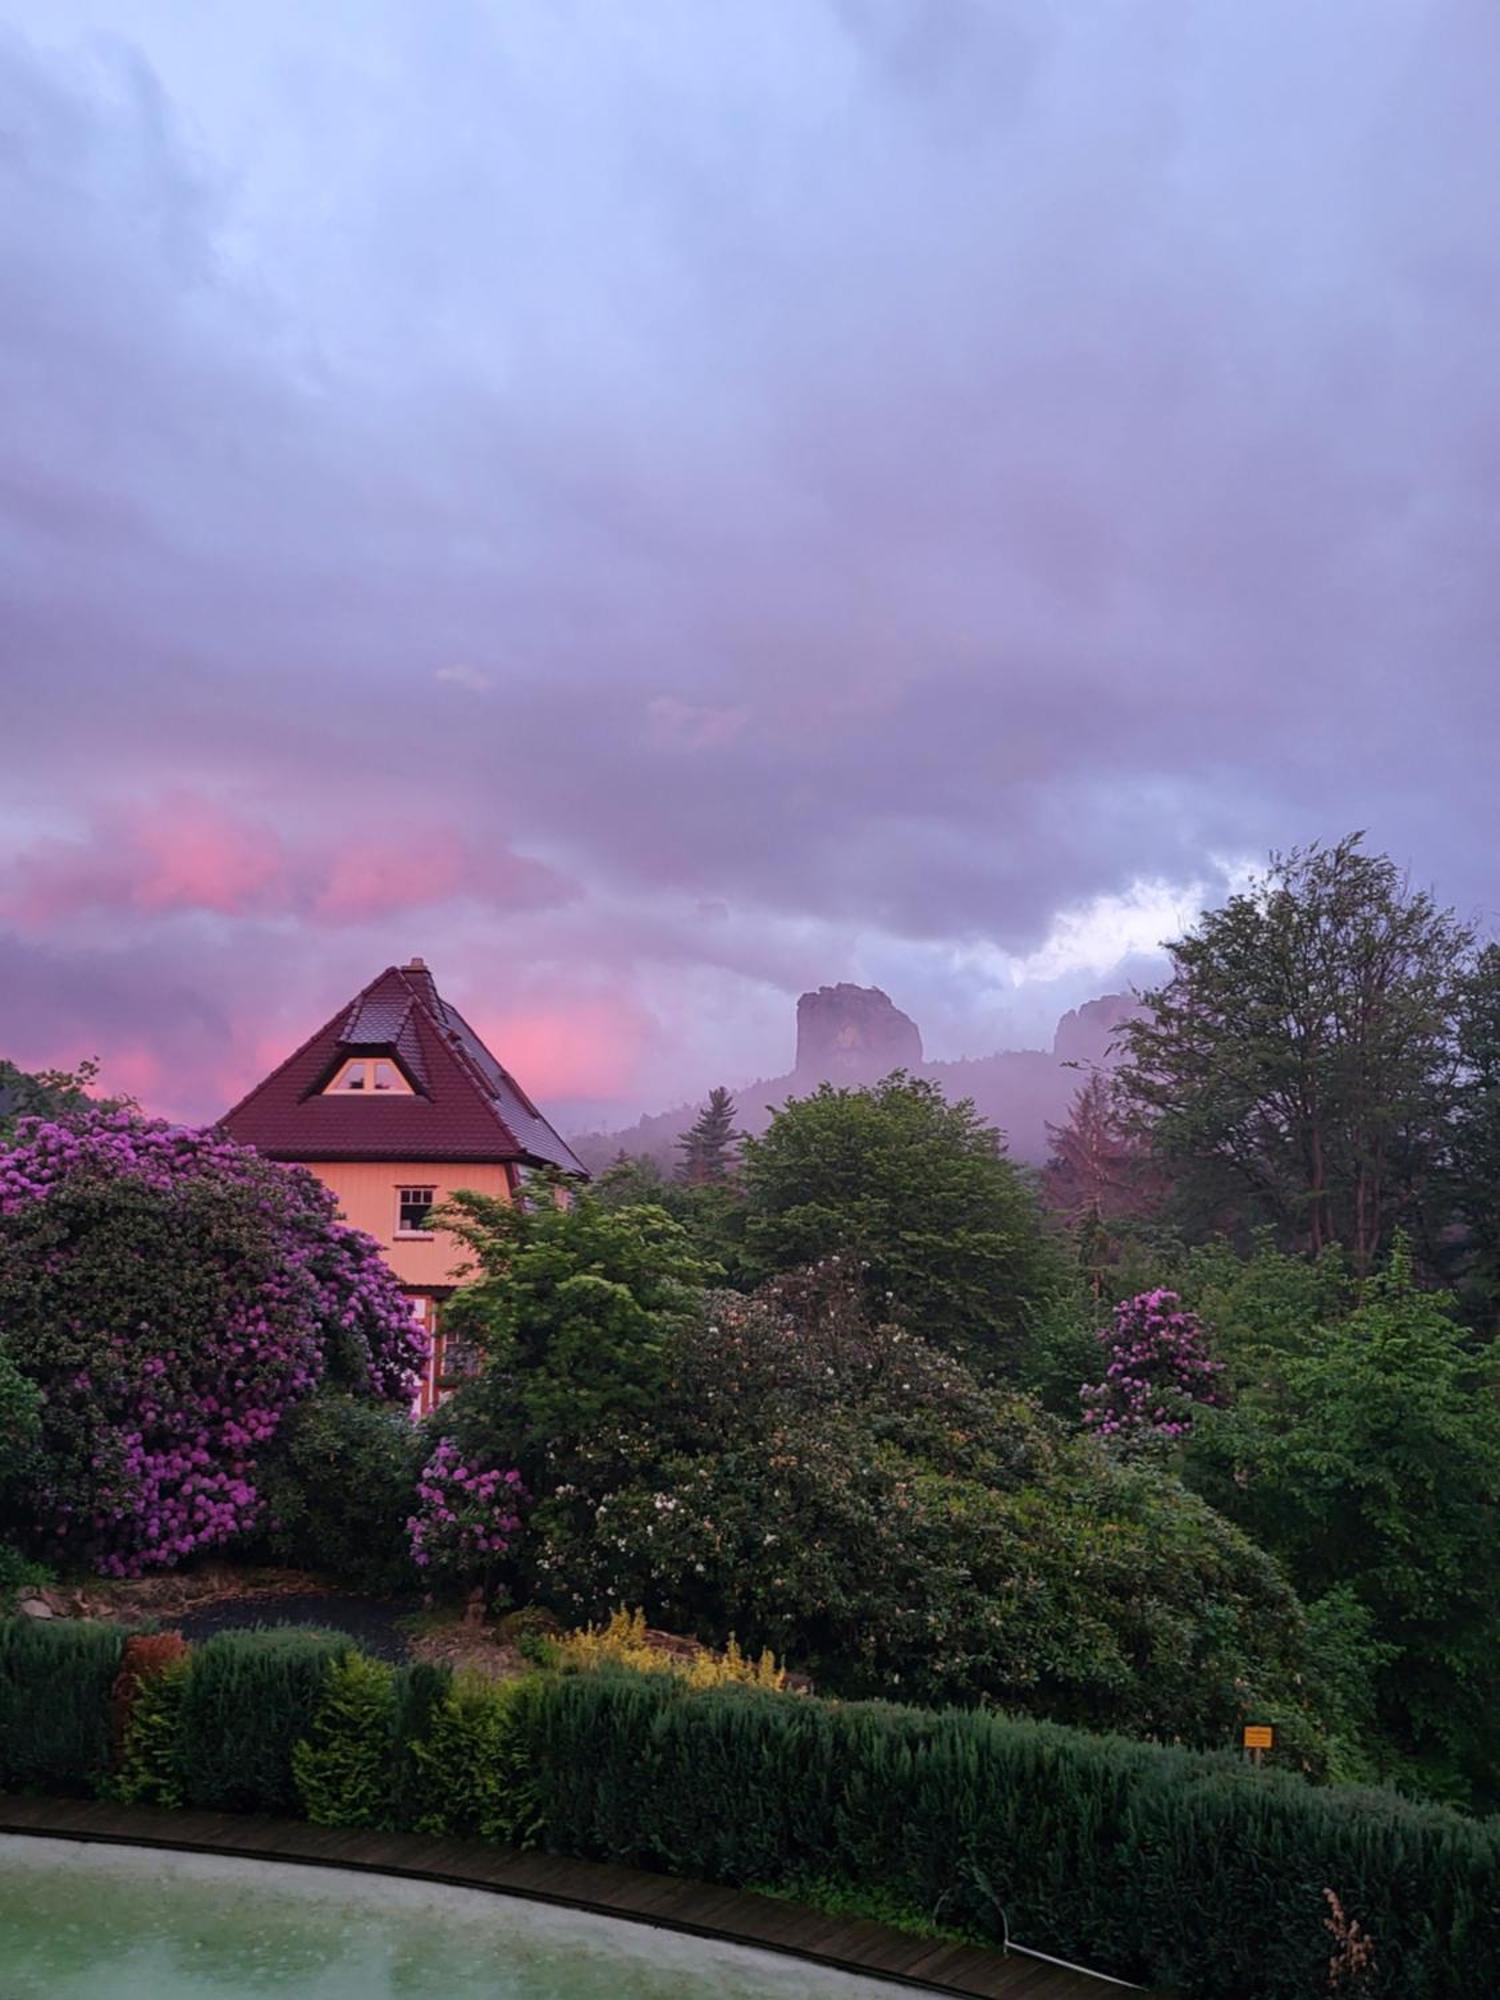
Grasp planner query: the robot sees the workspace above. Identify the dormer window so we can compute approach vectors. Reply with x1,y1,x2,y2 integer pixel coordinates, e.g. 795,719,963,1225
324,1056,414,1096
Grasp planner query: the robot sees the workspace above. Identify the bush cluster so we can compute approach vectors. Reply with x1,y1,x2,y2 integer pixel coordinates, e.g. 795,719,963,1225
0,1113,426,1575
3,1617,1499,2000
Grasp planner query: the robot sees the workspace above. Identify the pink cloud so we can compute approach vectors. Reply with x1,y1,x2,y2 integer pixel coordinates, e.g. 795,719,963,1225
127,795,286,915
315,831,471,923
4,797,577,933
8,794,286,926
466,996,651,1102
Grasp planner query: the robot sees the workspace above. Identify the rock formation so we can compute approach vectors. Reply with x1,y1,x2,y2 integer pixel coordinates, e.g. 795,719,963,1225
794,983,923,1084
1052,993,1140,1068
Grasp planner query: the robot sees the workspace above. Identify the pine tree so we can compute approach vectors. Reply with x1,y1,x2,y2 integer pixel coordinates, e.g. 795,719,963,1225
676,1087,743,1185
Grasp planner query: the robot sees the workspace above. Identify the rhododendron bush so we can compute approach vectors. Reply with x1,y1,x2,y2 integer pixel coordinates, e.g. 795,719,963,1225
0,1112,426,1574
407,1436,525,1585
1081,1288,1221,1446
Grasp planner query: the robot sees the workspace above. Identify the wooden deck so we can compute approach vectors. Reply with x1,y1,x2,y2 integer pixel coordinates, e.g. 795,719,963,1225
0,1794,1156,1999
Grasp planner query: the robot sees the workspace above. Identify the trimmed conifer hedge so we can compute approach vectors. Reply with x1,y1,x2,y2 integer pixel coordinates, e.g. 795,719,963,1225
522,1673,1500,1998
3,1618,1500,2000
0,1617,122,1796
177,1626,349,1813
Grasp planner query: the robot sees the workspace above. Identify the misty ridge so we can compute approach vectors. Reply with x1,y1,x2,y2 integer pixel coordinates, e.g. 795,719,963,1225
571,981,1138,1173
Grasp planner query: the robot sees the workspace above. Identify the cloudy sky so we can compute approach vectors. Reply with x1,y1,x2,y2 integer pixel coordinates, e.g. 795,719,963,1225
2,1,1497,1131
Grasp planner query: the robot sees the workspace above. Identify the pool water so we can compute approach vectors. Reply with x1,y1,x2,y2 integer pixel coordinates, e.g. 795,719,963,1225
0,1835,906,2000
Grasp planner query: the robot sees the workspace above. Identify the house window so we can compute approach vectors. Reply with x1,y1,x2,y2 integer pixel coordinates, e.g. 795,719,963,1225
397,1186,436,1236
324,1056,414,1095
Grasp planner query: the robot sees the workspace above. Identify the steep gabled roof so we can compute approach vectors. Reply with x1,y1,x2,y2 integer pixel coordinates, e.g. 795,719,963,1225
219,961,587,1174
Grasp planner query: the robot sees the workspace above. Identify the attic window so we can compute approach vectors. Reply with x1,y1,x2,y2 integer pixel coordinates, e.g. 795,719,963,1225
324,1056,413,1095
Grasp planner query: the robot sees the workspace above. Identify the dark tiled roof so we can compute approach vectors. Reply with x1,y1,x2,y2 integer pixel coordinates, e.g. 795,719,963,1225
219,964,587,1175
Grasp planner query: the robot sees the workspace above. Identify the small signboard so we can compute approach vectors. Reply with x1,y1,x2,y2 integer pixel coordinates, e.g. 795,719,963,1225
1243,1724,1276,1752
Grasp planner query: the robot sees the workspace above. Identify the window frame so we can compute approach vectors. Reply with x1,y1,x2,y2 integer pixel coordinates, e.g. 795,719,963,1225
395,1184,438,1239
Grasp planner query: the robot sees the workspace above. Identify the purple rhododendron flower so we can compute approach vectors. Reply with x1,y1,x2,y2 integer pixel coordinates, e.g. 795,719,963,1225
1081,1289,1221,1448
0,1110,428,1574
407,1436,525,1581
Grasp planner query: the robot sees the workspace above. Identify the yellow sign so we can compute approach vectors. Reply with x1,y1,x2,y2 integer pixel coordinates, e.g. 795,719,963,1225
1243,1724,1276,1751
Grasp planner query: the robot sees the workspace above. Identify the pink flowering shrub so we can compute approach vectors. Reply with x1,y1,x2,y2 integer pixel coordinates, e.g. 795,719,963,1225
1080,1288,1221,1446
407,1436,525,1584
0,1112,427,1575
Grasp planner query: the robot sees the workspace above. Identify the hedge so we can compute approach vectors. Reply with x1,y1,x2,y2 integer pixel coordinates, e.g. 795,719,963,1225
2,1617,1499,1999
177,1626,350,1813
0,1617,122,1796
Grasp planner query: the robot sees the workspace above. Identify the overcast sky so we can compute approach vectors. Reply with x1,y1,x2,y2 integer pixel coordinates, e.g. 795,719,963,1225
2,2,1497,1130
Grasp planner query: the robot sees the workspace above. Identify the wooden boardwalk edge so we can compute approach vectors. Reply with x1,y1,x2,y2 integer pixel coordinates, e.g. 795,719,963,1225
0,1794,1160,1999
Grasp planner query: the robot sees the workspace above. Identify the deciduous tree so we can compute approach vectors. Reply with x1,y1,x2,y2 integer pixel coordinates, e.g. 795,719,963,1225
1117,836,1470,1271
741,1072,1061,1372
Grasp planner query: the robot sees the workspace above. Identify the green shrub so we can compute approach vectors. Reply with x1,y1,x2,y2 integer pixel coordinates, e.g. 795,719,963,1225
0,1617,123,1795
410,1674,545,1847
259,1391,421,1591
388,1660,452,1833
178,1626,347,1813
111,1652,191,1808
292,1653,398,1828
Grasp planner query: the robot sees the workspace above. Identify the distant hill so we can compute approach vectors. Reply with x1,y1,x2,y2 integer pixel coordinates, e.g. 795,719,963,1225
569,985,1138,1174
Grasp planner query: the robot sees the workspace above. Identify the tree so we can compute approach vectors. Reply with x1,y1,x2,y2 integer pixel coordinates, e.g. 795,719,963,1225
1185,1242,1500,1804
740,1072,1061,1371
1117,836,1471,1272
0,1112,425,1574
434,1183,710,1489
0,1056,128,1139
676,1086,743,1185
1448,944,1500,1329
1043,1072,1164,1297
596,1148,755,1288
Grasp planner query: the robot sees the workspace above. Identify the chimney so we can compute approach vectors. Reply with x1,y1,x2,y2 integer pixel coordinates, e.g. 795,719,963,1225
404,957,427,972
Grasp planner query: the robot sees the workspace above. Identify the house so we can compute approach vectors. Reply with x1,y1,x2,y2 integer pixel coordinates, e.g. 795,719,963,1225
219,958,587,1412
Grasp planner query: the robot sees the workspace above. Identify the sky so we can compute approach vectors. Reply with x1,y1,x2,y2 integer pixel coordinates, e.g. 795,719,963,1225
1,1,1498,1132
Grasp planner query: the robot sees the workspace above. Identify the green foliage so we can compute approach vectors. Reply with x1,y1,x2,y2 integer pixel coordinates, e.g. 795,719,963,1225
524,1273,1322,1751
1170,1234,1353,1378
0,1352,45,1601
178,1626,348,1813
292,1652,398,1828
410,1674,546,1846
436,1183,709,1485
260,1390,421,1591
1185,1242,1500,1803
1118,835,1470,1271
594,1156,755,1287
1449,942,1500,1329
527,1669,1500,2000
111,1653,191,1808
740,1072,1062,1371
0,1617,123,1794
388,1660,453,1832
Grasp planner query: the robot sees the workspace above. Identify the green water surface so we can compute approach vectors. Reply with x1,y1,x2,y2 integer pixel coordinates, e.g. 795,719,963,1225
0,1836,905,2000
